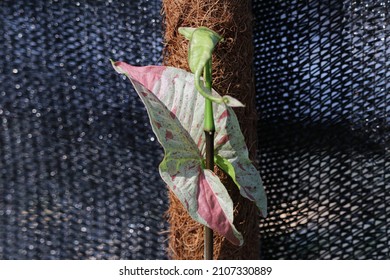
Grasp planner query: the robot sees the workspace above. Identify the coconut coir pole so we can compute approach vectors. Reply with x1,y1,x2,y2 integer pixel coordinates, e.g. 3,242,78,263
162,0,260,259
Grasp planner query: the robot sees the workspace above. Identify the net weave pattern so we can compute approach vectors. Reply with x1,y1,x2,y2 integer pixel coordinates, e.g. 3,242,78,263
0,0,166,259
254,0,390,259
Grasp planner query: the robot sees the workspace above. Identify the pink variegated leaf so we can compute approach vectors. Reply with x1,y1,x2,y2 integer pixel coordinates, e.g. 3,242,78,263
113,61,243,246
113,62,207,154
112,62,267,217
214,106,268,217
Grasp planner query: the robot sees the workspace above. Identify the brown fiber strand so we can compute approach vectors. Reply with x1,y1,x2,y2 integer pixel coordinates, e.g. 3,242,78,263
162,0,261,259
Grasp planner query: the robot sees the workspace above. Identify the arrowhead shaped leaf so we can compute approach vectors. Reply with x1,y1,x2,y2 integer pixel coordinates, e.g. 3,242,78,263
113,63,268,217
113,61,243,245
113,61,268,244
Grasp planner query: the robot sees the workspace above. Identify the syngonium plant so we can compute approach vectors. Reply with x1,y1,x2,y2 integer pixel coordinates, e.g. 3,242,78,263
112,27,267,246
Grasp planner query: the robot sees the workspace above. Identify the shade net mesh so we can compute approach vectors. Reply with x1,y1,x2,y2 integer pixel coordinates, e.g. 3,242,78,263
0,0,166,260
254,0,389,259
0,0,389,259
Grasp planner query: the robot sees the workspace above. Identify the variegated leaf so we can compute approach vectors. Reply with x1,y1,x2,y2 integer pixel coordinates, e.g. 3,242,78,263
214,106,268,217
112,62,267,218
113,61,243,246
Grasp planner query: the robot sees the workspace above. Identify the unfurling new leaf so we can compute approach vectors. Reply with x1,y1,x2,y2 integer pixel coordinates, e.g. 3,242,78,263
179,27,244,107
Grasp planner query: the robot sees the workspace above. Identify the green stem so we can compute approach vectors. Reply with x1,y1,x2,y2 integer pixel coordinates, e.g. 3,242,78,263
203,59,214,260
194,66,223,106
203,60,215,132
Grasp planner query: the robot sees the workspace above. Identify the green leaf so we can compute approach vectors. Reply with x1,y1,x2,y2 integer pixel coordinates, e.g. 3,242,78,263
179,26,222,74
214,154,240,189
178,27,196,40
179,27,245,107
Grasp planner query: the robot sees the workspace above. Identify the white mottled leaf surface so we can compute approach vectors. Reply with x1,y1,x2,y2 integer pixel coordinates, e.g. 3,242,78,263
112,61,268,245
113,62,243,245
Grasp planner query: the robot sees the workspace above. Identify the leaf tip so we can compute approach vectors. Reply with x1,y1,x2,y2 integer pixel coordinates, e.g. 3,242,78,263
178,27,196,40
222,95,245,107
111,59,123,74
260,207,268,218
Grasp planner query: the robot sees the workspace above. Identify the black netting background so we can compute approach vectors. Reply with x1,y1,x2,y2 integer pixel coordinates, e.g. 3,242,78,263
254,0,389,259
0,0,389,260
0,0,166,259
